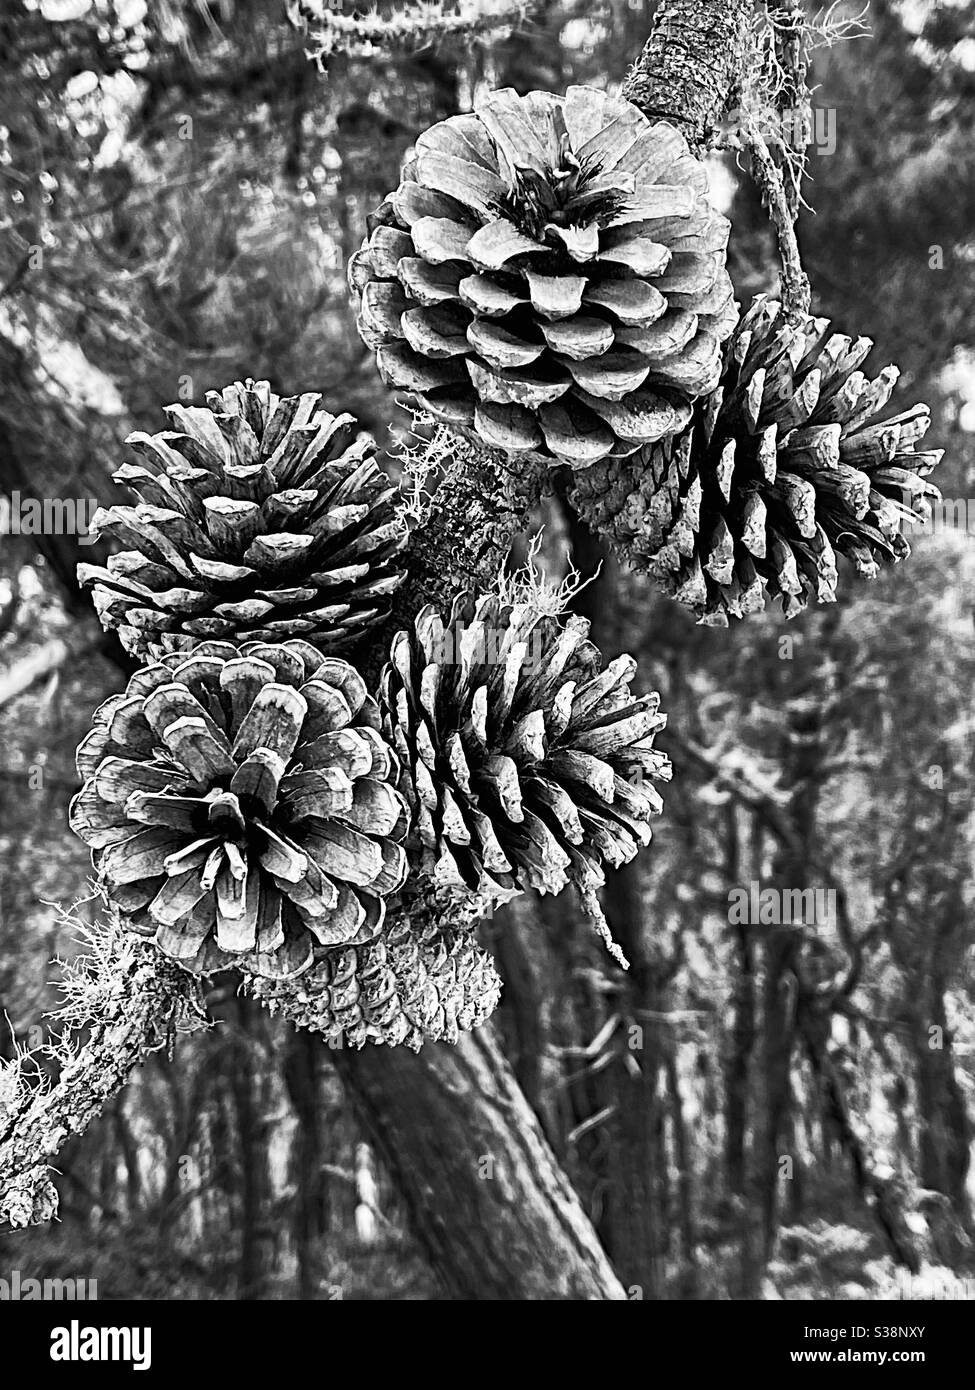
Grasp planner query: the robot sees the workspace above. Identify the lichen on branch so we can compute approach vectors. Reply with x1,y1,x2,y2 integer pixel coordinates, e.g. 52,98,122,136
0,910,207,1229
289,0,536,61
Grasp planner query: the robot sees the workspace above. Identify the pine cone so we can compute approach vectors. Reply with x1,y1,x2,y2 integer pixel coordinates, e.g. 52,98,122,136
380,592,671,916
79,379,408,659
568,296,944,623
350,86,736,465
69,639,408,978
247,889,501,1048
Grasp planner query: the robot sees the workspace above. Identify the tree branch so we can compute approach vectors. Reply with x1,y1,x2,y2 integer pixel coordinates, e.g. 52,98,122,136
359,433,546,685
742,115,811,323
0,921,205,1229
291,0,537,61
799,1020,922,1273
622,0,752,150
329,1022,627,1299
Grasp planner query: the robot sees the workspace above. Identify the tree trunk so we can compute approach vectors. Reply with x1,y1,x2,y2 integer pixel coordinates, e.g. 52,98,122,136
229,998,275,1300
759,925,799,1261
552,516,673,1298
914,959,970,1214
724,792,756,1203
665,1049,699,1295
757,692,824,1267
330,1026,625,1301
489,899,565,1153
283,1029,330,1298
587,859,669,1300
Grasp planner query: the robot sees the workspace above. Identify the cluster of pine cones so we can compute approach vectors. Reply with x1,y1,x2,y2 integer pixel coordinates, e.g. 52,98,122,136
350,87,942,625
72,85,943,1048
73,375,669,1043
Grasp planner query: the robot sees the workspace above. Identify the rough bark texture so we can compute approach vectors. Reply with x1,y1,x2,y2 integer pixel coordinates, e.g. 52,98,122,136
359,437,545,685
622,0,751,151
330,1024,627,1300
0,939,200,1229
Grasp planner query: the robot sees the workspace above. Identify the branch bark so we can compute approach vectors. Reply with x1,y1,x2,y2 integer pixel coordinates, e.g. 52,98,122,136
329,1024,627,1300
743,120,811,323
359,436,545,685
0,934,203,1229
622,0,752,150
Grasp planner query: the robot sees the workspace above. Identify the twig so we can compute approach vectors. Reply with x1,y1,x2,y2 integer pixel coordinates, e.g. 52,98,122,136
742,114,811,323
290,0,536,61
769,0,809,222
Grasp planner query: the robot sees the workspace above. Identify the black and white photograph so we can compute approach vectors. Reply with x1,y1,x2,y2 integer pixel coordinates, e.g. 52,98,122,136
0,0,974,1344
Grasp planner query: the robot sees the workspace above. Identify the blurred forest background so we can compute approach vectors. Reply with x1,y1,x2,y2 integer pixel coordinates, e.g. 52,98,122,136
2,0,975,1300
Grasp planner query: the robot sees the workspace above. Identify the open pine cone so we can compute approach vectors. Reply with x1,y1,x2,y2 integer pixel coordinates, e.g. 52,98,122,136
380,592,671,941
79,380,408,658
70,640,408,978
350,86,736,465
569,296,944,623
